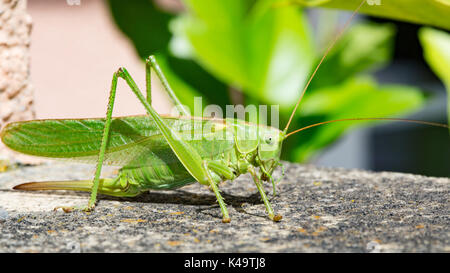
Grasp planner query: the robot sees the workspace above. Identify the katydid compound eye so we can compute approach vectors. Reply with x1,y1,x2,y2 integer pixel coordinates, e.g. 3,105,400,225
265,135,273,144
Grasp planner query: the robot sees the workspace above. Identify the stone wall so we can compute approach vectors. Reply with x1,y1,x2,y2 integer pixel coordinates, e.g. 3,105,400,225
0,0,35,160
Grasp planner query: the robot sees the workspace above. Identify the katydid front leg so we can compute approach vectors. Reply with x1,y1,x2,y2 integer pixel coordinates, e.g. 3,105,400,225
248,166,282,222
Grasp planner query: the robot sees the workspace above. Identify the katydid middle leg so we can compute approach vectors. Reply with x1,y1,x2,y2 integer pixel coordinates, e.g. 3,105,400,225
203,161,230,223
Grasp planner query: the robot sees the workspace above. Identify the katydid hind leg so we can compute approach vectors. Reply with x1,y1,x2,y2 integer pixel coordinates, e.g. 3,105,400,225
118,67,233,222
88,71,123,210
54,71,120,212
87,71,121,209
55,64,189,212
146,55,190,116
117,67,212,186
54,64,231,222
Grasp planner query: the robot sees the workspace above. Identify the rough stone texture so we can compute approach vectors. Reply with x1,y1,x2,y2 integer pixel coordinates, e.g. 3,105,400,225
0,161,448,253
0,0,35,161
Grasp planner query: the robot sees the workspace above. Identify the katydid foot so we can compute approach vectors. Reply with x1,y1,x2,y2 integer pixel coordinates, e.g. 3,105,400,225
54,204,95,213
269,214,283,222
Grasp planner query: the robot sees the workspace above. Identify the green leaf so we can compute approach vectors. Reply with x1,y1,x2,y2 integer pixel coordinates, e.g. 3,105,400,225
178,0,315,109
290,77,426,161
290,0,450,30
419,27,450,126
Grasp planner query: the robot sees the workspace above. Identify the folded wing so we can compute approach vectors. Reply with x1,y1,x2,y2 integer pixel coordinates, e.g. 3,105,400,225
1,115,234,168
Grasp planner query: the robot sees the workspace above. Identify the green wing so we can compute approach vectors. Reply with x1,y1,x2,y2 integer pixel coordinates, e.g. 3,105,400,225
1,115,234,168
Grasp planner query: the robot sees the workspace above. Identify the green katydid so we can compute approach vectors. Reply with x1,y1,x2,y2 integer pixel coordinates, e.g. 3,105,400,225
0,1,448,223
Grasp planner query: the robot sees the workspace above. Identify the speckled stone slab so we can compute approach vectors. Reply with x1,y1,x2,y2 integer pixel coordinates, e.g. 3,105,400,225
0,162,448,253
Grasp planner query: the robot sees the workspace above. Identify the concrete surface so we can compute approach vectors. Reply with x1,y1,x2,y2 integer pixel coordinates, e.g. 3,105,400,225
0,161,448,253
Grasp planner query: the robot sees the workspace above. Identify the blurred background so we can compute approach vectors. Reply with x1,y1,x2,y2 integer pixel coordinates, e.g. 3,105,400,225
27,0,449,177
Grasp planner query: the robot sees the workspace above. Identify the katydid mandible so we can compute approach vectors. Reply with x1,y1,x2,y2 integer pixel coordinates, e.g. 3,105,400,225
1,1,448,223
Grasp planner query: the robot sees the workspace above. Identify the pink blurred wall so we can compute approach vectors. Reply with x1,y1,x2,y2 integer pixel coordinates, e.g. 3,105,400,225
28,0,172,119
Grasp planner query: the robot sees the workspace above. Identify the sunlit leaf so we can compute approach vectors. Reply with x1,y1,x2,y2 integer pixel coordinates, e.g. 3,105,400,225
419,27,450,126
178,0,315,108
291,77,426,161
286,0,450,30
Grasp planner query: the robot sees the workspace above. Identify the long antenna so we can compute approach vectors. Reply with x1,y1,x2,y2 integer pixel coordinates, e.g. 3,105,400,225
285,117,449,138
283,0,367,133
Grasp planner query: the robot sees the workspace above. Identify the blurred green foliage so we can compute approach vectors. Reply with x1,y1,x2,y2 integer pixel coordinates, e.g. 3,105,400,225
419,27,450,128
107,0,425,162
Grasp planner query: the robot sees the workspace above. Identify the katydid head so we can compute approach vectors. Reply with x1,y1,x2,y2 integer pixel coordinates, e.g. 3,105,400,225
257,126,286,179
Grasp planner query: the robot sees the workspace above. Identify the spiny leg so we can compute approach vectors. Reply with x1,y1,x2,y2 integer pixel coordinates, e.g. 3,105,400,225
55,64,232,223
56,65,221,217
146,56,190,116
57,63,183,212
248,166,282,222
117,67,232,222
55,71,120,212
87,73,119,209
